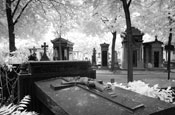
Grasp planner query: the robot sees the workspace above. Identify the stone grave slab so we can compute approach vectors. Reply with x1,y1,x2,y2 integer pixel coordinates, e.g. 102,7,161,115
34,77,175,115
35,77,146,115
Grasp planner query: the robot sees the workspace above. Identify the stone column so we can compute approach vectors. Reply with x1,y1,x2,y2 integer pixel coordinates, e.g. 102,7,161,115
92,48,96,66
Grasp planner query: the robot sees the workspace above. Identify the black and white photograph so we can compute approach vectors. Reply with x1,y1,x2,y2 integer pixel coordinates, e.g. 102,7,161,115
0,0,175,115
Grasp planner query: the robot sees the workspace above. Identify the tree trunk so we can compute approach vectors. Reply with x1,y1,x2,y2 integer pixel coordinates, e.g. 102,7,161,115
111,31,117,71
6,0,16,52
122,0,133,82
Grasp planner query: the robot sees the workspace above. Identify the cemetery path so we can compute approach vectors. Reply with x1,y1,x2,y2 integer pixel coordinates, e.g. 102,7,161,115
96,69,175,88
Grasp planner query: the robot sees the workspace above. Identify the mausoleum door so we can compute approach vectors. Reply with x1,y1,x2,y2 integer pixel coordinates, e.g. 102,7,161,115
102,51,107,66
154,51,159,67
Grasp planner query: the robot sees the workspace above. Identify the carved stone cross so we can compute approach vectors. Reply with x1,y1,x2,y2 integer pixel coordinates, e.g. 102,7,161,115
40,42,49,61
41,42,48,55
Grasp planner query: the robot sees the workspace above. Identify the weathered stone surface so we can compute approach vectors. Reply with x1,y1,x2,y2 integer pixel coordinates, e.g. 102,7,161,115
35,78,145,115
18,61,96,112
34,77,175,115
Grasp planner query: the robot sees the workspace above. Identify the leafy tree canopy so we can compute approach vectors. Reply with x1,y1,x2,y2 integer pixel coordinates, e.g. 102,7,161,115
0,0,84,41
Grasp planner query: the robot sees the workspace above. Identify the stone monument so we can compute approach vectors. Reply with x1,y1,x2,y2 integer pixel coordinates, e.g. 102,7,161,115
143,36,163,68
40,42,50,61
92,48,96,66
51,37,74,60
100,43,109,67
28,46,38,61
121,27,144,69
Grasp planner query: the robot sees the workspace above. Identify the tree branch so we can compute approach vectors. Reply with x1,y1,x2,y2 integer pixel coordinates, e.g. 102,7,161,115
12,0,21,17
127,0,132,8
11,0,17,3
37,0,47,14
13,0,33,25
100,16,111,30
50,0,65,6
49,0,61,16
101,15,109,22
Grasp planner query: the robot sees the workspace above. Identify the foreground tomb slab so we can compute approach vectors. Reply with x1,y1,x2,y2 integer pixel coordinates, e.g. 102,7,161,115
113,86,175,115
34,77,175,115
35,78,144,115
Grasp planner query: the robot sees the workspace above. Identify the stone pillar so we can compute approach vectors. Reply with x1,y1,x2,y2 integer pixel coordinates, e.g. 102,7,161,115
92,48,96,66
100,43,109,67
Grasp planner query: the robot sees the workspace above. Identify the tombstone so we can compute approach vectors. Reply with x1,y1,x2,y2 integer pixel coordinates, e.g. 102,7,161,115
40,42,50,61
143,36,163,68
100,43,109,67
121,27,144,69
28,46,38,61
92,48,96,66
51,37,74,60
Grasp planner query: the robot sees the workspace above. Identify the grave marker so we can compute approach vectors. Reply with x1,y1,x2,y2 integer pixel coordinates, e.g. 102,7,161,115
92,48,96,66
28,46,38,61
40,42,50,61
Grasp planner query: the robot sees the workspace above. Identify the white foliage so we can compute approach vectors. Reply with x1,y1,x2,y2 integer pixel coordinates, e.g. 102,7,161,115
0,95,38,115
132,0,175,41
107,80,175,103
0,48,29,66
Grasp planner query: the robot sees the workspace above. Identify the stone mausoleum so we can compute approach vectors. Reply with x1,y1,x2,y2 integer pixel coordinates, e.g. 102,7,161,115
143,36,163,68
121,27,163,69
121,27,144,69
51,37,74,60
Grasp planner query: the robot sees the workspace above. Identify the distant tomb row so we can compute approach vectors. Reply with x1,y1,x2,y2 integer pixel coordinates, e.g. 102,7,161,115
28,28,175,69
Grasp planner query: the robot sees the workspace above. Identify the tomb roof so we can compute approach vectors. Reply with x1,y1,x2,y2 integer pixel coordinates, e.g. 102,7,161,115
51,37,74,45
121,27,144,36
131,27,144,36
143,36,163,45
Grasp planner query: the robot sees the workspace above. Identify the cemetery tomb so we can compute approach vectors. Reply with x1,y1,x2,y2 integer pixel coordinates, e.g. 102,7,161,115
18,61,175,115
18,61,96,101
51,37,74,60
35,77,175,115
121,27,144,69
143,36,163,68
100,43,109,67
